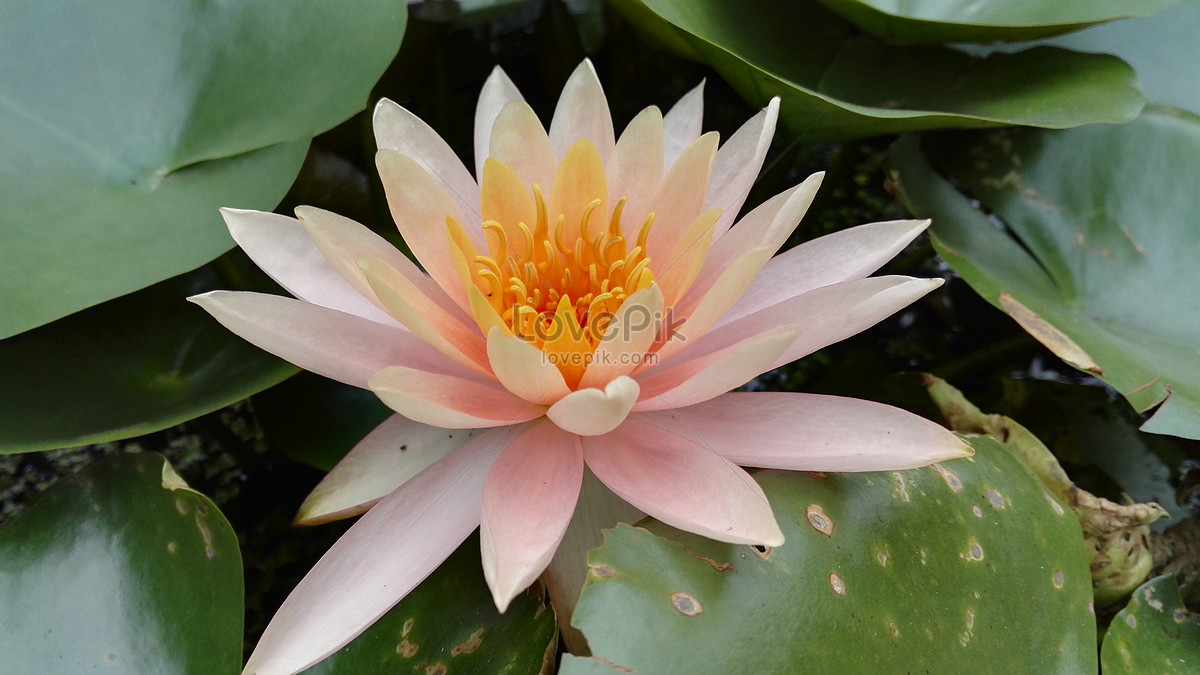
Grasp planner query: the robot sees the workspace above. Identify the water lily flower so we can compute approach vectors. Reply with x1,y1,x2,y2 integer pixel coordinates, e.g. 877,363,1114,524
191,61,970,674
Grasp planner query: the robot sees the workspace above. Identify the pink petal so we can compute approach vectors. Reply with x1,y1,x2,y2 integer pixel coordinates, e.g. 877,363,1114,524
360,256,492,375
721,219,932,327
547,376,640,436
489,101,557,194
686,174,823,306
583,417,783,546
549,60,615,162
369,366,546,429
662,80,704,171
220,208,395,325
373,99,482,249
243,427,514,675
294,205,463,321
376,150,474,310
605,106,664,236
643,132,718,260
632,325,799,411
639,392,971,471
708,98,780,240
644,245,775,368
474,66,525,180
486,328,572,404
295,416,480,525
579,284,664,389
692,276,943,374
480,420,584,611
188,291,461,389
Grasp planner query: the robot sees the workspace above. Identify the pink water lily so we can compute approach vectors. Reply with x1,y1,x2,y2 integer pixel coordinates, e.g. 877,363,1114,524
191,61,969,674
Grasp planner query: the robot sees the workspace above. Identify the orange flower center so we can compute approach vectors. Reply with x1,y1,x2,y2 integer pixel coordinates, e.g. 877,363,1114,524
446,139,657,387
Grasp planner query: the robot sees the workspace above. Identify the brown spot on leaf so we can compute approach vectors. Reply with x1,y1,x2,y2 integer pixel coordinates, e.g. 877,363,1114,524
972,504,983,518
671,592,702,616
888,622,899,637
1174,608,1190,623
1053,570,1064,589
402,618,414,638
806,505,834,536
999,293,1101,375
426,663,447,675
589,564,615,579
930,463,963,492
829,572,846,596
697,556,734,572
985,488,1004,510
967,541,984,561
396,638,418,658
451,628,484,656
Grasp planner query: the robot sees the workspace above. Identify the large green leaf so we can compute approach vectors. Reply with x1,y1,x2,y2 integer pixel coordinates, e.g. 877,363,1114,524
0,453,243,673
814,0,1182,44
611,0,1144,145
0,0,406,337
1042,0,1200,116
1101,575,1200,673
304,534,556,674
566,439,1096,672
0,266,298,453
891,108,1200,439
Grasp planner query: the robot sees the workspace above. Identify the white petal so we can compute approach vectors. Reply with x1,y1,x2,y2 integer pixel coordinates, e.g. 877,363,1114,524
295,415,479,525
639,392,971,471
474,66,525,180
662,80,704,172
242,428,513,675
220,208,397,325
373,98,482,248
723,219,932,326
188,291,462,389
547,376,640,436
548,60,615,162
708,98,780,240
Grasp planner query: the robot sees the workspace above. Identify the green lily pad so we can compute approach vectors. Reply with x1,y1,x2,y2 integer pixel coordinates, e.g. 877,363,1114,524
1042,0,1200,116
566,438,1096,672
0,452,243,672
0,0,406,338
304,534,556,674
611,0,1144,145
0,266,298,453
890,107,1200,440
1101,575,1200,673
814,0,1182,44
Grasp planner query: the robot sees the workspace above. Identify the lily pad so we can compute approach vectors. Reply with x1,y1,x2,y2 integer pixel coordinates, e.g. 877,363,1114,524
1101,575,1200,673
890,107,1200,440
0,0,406,337
1042,0,1200,116
303,534,556,674
0,453,243,672
611,0,1144,145
813,0,1182,44
0,266,298,453
566,438,1096,672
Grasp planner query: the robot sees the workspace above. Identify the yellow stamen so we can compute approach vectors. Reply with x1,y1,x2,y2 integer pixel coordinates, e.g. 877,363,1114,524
462,142,689,384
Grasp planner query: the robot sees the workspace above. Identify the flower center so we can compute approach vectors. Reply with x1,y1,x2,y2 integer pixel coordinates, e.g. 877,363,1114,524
445,139,657,387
